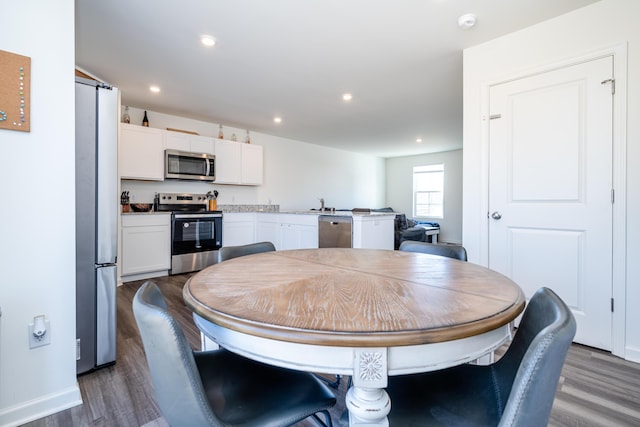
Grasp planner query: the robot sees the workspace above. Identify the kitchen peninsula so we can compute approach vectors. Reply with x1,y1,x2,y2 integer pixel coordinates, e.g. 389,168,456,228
222,208,396,251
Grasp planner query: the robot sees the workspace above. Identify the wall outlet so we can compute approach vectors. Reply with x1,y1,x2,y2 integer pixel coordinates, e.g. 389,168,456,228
28,319,51,349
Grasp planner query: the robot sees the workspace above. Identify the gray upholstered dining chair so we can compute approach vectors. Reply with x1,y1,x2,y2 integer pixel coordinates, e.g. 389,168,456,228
386,287,576,426
399,240,468,261
133,281,336,427
217,241,276,263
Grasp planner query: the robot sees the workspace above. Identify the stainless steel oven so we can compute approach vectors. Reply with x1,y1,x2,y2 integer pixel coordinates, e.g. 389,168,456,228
155,192,222,274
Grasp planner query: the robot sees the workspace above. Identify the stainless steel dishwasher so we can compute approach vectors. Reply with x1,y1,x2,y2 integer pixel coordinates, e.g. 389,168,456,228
318,215,353,248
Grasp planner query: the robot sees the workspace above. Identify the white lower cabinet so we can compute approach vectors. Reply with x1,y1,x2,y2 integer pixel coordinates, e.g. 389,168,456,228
255,213,318,250
222,213,256,246
279,214,318,250
352,215,395,250
228,212,393,251
121,214,171,278
255,213,281,248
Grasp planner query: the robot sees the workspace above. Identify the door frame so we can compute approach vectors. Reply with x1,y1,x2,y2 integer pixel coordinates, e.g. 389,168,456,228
477,43,627,358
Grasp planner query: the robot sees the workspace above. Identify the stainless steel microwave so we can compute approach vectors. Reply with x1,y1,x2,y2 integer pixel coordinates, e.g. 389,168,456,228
165,150,215,181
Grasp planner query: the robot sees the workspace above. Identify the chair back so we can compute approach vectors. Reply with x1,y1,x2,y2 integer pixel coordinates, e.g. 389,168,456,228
496,287,576,427
217,241,276,263
133,281,220,427
399,240,468,261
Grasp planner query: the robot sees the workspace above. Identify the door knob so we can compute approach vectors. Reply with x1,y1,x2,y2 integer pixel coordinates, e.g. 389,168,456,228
491,211,502,220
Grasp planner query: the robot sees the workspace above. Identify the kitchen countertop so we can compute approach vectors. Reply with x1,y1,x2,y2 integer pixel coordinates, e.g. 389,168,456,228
121,211,170,215
279,210,396,217
120,208,396,218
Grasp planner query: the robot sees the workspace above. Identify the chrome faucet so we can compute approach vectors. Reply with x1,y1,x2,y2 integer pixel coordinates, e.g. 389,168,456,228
319,198,325,212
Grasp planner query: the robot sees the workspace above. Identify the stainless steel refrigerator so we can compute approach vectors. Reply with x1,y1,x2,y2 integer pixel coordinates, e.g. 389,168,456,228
75,77,119,374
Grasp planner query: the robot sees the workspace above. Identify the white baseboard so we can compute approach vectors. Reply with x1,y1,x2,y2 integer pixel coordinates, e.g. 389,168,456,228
625,345,640,364
121,270,169,283
0,384,82,427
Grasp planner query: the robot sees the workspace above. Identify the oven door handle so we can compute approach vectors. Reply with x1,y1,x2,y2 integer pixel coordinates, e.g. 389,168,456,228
174,213,222,219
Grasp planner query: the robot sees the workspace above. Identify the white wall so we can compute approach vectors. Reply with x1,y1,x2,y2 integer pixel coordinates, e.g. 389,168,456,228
121,107,386,211
0,1,82,425
386,150,462,244
462,0,639,362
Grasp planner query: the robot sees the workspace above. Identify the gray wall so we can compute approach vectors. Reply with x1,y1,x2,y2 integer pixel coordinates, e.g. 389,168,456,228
385,150,462,244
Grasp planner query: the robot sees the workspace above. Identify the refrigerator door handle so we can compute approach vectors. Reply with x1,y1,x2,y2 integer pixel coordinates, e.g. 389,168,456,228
96,265,117,366
96,85,119,264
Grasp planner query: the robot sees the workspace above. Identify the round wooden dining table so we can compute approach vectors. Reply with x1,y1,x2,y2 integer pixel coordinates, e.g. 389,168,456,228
183,248,525,427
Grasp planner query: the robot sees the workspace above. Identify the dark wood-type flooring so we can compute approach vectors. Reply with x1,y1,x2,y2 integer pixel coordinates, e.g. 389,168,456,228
23,274,640,426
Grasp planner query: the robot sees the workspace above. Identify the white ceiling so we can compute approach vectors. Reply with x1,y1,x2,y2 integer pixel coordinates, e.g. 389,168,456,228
76,0,599,158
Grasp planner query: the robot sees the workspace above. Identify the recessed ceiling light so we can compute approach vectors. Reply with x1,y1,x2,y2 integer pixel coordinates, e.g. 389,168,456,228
201,35,216,47
342,93,353,101
273,117,282,124
149,85,161,93
457,13,477,30
416,138,423,143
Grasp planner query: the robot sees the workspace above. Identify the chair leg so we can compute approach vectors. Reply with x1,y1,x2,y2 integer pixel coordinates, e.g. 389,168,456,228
311,410,333,427
314,373,342,389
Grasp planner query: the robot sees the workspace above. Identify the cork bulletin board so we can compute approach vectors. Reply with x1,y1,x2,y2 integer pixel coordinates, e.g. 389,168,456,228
0,49,31,132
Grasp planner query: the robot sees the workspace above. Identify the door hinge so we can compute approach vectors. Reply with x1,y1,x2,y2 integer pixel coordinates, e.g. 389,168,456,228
611,189,615,204
611,298,614,312
601,78,615,95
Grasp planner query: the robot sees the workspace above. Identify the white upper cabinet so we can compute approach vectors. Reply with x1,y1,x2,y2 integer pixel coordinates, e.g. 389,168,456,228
119,123,165,181
165,131,190,152
241,144,263,185
166,131,215,155
214,140,263,185
118,124,262,185
214,139,242,184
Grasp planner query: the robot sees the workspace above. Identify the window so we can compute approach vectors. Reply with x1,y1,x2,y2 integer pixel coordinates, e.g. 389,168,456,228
413,164,444,218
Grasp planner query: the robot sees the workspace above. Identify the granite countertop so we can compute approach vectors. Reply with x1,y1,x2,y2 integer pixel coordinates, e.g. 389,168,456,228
278,210,396,217
120,205,396,218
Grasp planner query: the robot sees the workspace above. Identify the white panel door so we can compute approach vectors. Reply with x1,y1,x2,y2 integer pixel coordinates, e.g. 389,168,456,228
489,56,613,350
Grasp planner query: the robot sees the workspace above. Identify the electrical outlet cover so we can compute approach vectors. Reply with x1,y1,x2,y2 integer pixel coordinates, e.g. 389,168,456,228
28,320,51,349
